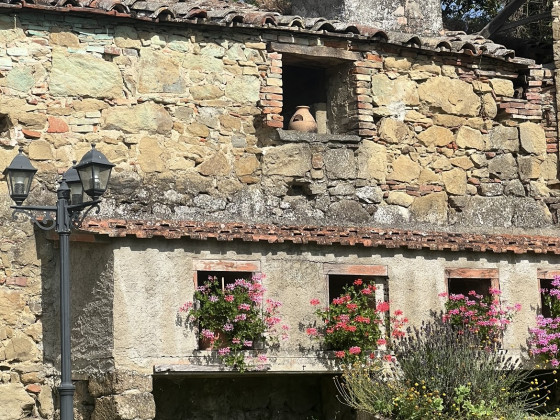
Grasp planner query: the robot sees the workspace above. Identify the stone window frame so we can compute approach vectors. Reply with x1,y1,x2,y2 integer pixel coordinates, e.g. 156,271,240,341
322,263,389,342
444,268,499,297
537,269,560,318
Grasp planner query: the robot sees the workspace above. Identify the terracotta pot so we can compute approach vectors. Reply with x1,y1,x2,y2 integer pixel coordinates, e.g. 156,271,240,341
288,106,318,133
199,330,227,350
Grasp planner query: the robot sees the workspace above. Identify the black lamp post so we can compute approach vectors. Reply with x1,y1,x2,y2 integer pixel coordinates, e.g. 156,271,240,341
4,144,114,420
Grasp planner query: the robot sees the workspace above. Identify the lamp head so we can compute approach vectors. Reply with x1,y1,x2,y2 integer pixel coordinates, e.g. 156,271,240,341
74,144,115,200
4,148,37,205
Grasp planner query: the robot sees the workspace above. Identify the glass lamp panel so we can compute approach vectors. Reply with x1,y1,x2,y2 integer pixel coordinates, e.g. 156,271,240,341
68,182,83,205
78,165,112,199
8,169,33,203
63,164,83,206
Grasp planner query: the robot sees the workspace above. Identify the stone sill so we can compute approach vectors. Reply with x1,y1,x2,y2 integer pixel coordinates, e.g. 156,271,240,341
276,129,361,146
154,352,343,376
152,348,526,376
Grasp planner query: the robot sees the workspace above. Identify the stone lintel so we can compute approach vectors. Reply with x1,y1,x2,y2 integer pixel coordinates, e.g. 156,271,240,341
269,42,361,62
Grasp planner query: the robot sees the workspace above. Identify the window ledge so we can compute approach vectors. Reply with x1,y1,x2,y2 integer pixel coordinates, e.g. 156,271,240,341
276,129,361,146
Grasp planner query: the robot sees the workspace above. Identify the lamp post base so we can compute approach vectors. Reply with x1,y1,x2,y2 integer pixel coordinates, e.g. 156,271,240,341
58,382,76,420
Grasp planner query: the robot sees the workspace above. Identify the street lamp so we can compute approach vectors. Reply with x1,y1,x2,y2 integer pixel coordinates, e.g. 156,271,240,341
4,144,114,420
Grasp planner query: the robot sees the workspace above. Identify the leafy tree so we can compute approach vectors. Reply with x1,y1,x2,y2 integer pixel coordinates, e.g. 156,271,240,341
442,0,505,32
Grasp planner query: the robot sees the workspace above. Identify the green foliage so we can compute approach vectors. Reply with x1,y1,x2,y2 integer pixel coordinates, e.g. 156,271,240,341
180,274,286,371
308,279,383,359
440,288,520,347
337,314,552,420
442,0,504,32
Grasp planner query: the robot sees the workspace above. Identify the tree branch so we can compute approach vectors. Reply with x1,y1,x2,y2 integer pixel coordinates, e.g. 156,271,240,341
478,0,529,38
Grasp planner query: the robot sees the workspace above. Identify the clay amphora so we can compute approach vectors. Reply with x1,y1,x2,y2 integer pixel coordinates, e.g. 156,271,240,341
288,106,318,133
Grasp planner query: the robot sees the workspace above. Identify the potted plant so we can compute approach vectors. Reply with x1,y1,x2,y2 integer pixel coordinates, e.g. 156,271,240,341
439,288,521,346
180,273,287,371
307,278,407,362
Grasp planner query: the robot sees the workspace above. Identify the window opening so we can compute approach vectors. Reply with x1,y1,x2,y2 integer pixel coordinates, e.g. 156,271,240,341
323,264,389,344
197,270,252,290
445,269,499,297
537,270,560,318
328,275,388,304
282,55,354,135
448,278,492,297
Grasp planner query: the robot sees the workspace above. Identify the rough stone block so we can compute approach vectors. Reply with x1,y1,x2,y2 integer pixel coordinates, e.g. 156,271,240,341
0,383,35,420
102,102,173,135
262,144,311,177
388,155,421,182
410,192,448,224
489,125,519,152
324,149,356,179
89,371,153,398
455,126,485,150
518,156,542,181
489,78,514,97
371,74,419,106
442,167,467,195
417,125,453,147
92,393,156,420
418,76,480,116
519,121,546,155
488,154,518,180
50,49,124,99
328,200,370,224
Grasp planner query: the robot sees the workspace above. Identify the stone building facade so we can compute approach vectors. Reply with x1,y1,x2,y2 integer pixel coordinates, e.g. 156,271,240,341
0,0,560,418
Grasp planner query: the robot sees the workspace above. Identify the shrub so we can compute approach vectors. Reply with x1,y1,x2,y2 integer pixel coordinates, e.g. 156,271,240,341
337,314,550,420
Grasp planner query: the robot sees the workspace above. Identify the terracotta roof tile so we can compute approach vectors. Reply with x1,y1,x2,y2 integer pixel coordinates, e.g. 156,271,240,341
0,0,529,63
80,218,560,255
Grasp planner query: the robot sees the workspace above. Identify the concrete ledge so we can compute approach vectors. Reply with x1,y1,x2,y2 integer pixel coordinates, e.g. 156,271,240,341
154,353,342,375
276,128,361,145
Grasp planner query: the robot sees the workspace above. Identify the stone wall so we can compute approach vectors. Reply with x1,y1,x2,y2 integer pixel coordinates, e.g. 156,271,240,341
0,12,553,234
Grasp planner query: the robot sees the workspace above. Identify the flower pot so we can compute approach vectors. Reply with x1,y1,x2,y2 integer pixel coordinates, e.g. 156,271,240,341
288,106,318,133
199,331,227,350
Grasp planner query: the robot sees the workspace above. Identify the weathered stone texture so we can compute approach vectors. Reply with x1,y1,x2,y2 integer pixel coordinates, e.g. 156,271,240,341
0,383,35,420
489,125,519,152
410,192,448,224
371,74,419,106
138,50,185,94
519,122,547,155
455,126,486,150
92,393,156,420
418,77,481,116
50,49,124,98
291,0,443,34
102,103,173,134
388,155,421,182
357,141,387,182
262,144,312,176
378,118,413,144
417,125,453,147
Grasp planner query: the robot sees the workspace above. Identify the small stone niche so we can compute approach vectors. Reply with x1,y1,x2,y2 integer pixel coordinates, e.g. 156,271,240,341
282,54,354,135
